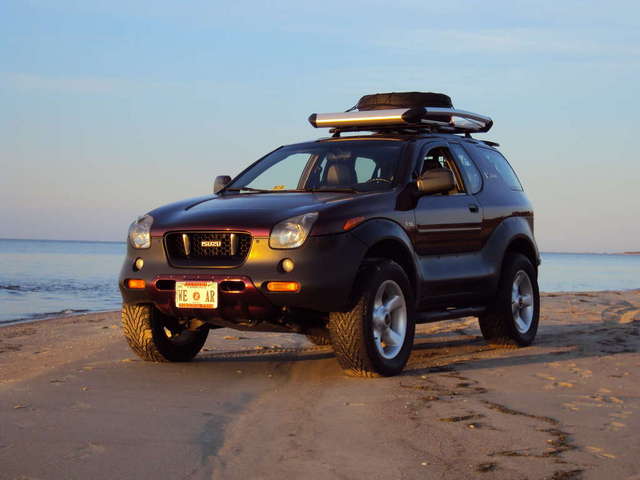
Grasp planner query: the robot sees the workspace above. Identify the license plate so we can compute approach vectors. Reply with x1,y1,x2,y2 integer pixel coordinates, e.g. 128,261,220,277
175,281,218,309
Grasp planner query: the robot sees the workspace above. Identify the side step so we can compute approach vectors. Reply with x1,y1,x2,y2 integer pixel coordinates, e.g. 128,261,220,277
416,306,485,324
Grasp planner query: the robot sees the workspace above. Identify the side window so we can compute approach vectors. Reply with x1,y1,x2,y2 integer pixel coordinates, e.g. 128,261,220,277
354,157,377,182
419,146,465,194
449,143,482,194
480,149,523,191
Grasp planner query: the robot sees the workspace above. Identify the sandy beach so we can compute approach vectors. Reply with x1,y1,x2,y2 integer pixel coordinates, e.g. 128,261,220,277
1,290,639,480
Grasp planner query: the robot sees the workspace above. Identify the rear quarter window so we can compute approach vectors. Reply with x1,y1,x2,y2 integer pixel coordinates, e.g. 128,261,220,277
478,148,523,191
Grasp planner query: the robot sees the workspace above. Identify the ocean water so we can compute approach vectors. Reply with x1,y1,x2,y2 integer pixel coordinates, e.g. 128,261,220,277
539,252,640,293
0,239,125,324
0,239,639,324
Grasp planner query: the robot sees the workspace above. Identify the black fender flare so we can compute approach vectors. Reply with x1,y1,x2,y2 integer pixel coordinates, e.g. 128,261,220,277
481,216,540,291
349,218,422,302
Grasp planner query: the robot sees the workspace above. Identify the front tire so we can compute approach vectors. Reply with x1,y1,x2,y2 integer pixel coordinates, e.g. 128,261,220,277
328,260,415,377
479,253,540,346
121,303,209,362
305,328,332,346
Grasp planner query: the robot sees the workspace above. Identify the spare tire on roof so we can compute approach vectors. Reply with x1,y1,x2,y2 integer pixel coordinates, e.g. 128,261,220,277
356,92,453,111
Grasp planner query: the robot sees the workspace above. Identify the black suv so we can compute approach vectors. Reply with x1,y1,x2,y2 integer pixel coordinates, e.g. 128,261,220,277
119,92,540,377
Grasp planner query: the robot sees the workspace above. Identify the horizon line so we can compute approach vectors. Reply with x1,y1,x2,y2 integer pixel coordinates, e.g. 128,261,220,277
0,237,637,255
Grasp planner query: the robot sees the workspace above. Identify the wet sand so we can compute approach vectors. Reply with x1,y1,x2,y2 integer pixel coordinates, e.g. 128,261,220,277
1,290,639,480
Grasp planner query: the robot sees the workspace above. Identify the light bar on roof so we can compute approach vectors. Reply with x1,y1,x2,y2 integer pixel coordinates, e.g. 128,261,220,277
308,106,493,133
308,108,423,128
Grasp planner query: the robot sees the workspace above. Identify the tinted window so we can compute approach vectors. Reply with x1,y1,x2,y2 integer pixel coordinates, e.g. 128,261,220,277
230,141,402,193
247,153,310,190
420,146,465,194
480,148,523,191
354,157,377,182
450,144,482,194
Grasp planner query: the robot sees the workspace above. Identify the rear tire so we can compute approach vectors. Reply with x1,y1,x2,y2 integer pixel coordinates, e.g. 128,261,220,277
479,253,540,347
121,303,209,362
328,260,415,377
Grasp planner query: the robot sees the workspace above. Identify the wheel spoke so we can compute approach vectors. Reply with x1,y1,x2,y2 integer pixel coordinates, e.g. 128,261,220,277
520,294,533,307
374,335,384,352
511,300,519,315
372,306,387,330
384,328,403,347
385,295,403,313
514,272,523,289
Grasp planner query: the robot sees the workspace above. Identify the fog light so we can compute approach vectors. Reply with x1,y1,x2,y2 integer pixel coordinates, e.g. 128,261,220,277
266,281,300,292
126,279,146,289
134,258,144,271
280,258,295,273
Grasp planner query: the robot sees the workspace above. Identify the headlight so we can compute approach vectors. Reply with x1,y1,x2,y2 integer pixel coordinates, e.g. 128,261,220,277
269,212,318,249
128,215,153,249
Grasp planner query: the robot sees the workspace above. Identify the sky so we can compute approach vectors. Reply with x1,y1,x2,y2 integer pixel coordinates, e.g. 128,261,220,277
1,0,639,252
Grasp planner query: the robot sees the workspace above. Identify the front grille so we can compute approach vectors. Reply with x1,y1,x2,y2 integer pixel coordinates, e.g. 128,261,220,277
165,231,252,268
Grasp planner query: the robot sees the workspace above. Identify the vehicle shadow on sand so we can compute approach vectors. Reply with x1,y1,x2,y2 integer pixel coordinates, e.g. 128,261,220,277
192,313,640,377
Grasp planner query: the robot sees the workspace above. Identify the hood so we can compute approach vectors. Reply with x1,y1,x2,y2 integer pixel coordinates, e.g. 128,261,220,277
149,191,362,237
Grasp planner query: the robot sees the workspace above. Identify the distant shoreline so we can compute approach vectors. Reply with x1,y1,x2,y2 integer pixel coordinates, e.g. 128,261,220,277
541,251,640,256
3,288,640,328
0,237,125,244
0,238,637,255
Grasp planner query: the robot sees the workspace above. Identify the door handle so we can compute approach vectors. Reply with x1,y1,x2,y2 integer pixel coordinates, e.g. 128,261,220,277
468,204,479,213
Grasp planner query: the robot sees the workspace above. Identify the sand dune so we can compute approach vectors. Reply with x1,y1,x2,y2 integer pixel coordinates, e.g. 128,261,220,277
1,290,639,479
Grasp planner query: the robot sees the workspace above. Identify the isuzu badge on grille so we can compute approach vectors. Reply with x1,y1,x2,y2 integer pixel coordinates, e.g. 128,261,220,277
201,240,222,247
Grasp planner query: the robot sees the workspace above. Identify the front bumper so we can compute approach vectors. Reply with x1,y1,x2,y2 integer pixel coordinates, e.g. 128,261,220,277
119,232,368,322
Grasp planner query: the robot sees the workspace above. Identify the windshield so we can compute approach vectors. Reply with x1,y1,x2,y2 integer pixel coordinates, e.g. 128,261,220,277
226,141,403,193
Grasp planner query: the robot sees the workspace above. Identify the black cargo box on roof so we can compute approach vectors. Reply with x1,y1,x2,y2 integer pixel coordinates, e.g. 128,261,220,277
356,92,453,111
309,91,492,135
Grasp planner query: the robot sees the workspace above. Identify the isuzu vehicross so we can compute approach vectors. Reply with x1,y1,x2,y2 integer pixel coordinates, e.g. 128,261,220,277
119,92,540,377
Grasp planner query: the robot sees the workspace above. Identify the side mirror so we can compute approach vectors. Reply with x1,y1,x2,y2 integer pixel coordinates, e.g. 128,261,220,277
417,168,455,195
213,175,232,194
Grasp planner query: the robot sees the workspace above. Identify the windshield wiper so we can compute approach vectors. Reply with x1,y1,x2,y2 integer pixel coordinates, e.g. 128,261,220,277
225,186,359,194
225,187,308,194
224,187,274,193
306,187,359,193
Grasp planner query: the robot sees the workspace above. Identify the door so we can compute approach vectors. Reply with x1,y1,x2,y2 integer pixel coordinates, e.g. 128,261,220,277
413,143,483,256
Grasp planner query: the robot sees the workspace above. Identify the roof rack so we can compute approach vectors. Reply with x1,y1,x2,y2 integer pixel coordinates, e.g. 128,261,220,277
308,107,493,136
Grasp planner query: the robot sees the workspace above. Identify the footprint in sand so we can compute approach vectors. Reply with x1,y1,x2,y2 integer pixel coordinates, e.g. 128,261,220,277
570,367,592,378
601,304,640,324
609,412,631,419
543,380,575,390
619,309,640,324
562,402,580,412
587,446,617,459
68,442,106,460
555,381,574,388
607,421,626,431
